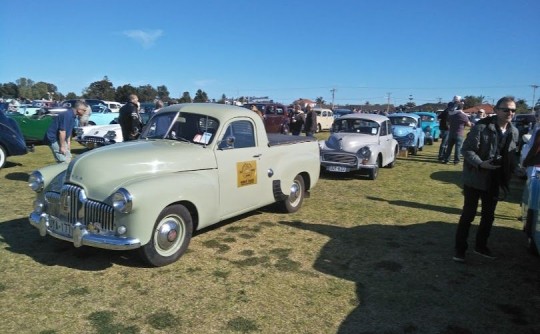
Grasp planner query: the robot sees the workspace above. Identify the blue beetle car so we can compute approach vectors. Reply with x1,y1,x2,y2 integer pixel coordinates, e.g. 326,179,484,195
0,107,29,168
388,112,425,155
413,111,440,145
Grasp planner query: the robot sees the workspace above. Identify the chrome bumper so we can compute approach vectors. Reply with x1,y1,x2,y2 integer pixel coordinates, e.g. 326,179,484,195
29,212,141,250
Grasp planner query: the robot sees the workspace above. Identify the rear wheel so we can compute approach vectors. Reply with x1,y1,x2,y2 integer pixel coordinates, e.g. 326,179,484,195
317,124,322,132
139,204,193,267
280,174,305,213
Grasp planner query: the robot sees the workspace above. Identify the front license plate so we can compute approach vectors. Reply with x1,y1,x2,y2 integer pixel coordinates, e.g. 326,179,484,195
50,217,73,237
327,166,349,172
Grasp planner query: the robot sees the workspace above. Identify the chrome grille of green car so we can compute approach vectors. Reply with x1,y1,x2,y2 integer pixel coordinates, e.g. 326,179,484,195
44,185,115,234
322,153,357,165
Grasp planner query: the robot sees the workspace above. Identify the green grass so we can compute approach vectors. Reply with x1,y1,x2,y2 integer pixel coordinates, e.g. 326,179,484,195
0,137,539,334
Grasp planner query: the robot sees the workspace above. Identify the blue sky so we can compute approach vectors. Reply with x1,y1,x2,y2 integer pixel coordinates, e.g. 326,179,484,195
1,0,539,106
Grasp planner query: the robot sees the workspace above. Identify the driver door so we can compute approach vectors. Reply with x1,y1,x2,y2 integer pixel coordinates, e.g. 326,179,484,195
215,119,265,219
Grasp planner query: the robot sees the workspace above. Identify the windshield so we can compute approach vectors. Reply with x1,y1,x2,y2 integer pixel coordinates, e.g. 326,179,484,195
141,112,219,145
419,115,435,122
332,118,379,135
389,116,417,127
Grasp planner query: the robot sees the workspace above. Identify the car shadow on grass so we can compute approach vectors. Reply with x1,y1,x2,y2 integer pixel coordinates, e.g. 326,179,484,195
4,171,30,182
0,218,146,270
0,210,269,270
281,220,540,334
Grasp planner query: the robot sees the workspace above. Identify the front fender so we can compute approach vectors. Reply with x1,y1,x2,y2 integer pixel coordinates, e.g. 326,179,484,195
114,169,219,246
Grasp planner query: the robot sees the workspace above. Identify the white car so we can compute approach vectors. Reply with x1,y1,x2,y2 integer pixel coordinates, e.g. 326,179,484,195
312,107,334,132
76,124,123,149
319,113,399,180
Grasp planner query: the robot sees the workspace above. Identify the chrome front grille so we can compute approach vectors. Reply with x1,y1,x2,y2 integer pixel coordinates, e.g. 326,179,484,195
44,184,115,234
322,153,357,165
81,136,106,144
394,136,413,147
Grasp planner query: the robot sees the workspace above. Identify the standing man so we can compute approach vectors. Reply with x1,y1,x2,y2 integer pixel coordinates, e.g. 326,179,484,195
453,96,519,262
443,96,471,164
437,105,450,160
304,105,318,137
43,100,87,163
289,104,305,136
119,94,142,141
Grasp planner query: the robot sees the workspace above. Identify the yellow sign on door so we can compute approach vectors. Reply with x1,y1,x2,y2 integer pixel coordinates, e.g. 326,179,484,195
237,160,257,187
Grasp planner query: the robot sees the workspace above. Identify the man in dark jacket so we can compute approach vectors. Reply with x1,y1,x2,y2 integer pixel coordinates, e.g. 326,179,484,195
304,105,317,137
118,94,141,141
453,96,519,263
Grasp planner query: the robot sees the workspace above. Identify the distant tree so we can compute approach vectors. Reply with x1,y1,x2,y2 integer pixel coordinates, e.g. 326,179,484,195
83,77,115,100
463,95,484,109
516,98,529,114
65,92,78,99
0,82,18,98
16,77,35,99
156,85,170,102
33,82,52,100
178,91,192,103
404,102,416,110
193,89,209,103
315,96,325,106
218,93,227,104
115,84,138,102
137,85,158,102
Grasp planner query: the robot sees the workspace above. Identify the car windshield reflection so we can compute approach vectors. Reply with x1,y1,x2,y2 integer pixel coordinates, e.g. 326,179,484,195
141,112,219,145
332,119,379,135
389,116,417,127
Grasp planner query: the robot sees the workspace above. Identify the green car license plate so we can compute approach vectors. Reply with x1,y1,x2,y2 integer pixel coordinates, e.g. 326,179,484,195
49,217,73,237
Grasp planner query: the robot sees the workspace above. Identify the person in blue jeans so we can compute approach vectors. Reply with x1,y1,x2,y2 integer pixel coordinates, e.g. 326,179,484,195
443,96,471,164
43,100,87,163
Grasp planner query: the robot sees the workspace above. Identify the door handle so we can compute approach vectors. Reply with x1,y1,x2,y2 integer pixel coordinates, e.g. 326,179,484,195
253,154,262,158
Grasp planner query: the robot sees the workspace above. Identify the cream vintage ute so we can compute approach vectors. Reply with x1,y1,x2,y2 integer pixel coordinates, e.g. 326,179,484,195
28,103,320,266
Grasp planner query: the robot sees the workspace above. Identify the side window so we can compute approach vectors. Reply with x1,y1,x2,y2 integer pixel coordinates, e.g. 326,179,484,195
219,120,255,149
380,121,388,136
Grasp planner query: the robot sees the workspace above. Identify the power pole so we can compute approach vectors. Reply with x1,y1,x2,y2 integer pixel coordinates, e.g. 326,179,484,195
386,92,391,114
330,88,336,110
532,84,539,113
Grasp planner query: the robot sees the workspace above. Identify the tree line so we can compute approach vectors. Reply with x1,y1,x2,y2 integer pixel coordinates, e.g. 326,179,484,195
0,76,212,104
1,76,536,114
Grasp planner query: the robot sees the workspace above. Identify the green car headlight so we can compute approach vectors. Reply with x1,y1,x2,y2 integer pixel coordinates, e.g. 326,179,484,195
112,188,133,213
28,171,44,192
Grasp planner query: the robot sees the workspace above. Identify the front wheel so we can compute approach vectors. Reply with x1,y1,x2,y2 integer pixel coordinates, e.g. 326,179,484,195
0,145,6,169
410,144,418,155
280,174,305,213
139,204,193,267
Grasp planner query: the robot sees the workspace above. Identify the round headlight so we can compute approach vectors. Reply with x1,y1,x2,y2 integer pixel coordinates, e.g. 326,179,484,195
28,171,44,192
357,146,372,158
112,188,133,213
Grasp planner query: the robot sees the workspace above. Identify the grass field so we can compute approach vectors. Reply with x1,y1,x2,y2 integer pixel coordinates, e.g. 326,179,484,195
0,136,539,334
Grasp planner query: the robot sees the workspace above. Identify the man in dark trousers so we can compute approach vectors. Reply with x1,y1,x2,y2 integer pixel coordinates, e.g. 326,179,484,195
119,94,142,141
453,96,519,263
304,105,318,137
